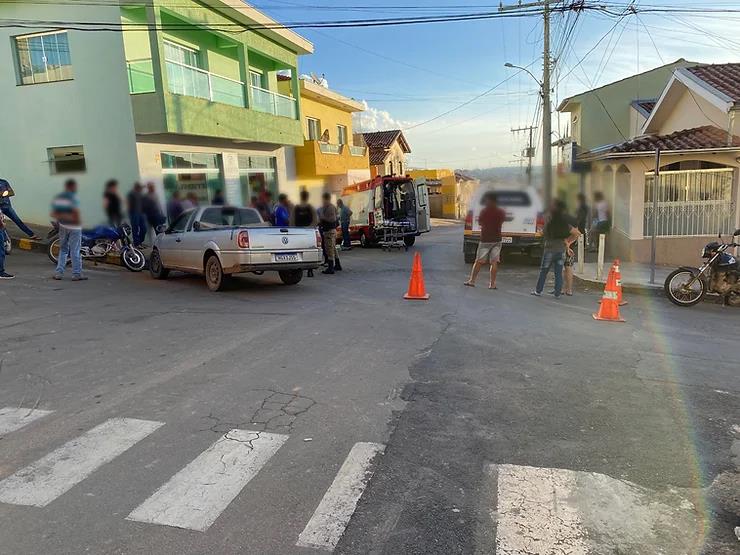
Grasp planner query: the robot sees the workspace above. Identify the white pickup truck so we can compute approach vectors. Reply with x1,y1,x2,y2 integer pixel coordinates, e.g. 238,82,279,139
149,206,322,291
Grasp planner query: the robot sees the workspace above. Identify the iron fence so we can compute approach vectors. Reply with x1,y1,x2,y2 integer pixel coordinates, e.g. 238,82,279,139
643,168,736,236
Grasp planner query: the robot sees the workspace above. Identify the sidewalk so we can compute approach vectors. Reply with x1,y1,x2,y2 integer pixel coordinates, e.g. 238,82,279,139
574,261,670,294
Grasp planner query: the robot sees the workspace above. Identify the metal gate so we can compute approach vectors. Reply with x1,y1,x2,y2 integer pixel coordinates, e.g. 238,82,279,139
643,168,736,236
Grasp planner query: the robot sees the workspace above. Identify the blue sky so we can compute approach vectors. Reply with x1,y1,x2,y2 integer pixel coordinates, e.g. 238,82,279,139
254,1,740,170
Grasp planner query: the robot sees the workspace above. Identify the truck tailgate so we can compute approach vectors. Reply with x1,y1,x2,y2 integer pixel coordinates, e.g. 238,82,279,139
245,227,317,251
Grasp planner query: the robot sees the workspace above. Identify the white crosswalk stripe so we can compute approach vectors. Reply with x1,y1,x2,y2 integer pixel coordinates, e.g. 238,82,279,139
1,411,385,543
0,407,53,436
296,442,384,550
127,429,288,532
0,417,164,507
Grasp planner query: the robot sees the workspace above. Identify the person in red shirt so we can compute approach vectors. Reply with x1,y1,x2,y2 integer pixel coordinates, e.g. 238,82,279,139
464,191,506,289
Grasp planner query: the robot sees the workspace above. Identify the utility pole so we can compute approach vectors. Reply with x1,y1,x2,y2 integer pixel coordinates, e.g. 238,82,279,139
512,125,537,184
542,0,552,206
500,0,553,204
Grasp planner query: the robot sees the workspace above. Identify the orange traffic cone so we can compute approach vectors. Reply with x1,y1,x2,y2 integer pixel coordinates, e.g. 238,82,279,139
593,267,625,322
404,252,430,300
613,259,628,305
597,261,616,302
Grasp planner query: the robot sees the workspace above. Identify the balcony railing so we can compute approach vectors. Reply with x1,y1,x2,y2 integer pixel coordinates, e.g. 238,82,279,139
250,85,297,119
166,59,245,108
318,142,342,154
350,145,367,157
127,58,155,94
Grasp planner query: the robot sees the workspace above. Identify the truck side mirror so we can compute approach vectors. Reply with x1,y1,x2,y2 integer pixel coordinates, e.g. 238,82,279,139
193,220,201,232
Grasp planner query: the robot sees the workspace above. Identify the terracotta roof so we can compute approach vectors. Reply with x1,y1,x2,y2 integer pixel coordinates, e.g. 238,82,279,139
580,125,740,159
631,99,656,117
686,63,740,103
277,74,292,81
362,130,402,148
362,130,411,166
368,148,389,166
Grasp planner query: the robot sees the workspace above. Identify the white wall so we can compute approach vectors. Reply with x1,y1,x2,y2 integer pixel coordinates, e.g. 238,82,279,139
0,4,140,226
658,88,728,135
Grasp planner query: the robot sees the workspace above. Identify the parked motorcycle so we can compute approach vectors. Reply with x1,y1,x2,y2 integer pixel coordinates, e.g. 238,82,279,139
48,222,146,272
664,229,740,307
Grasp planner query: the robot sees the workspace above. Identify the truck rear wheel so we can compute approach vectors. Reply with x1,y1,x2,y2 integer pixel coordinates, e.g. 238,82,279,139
279,269,303,285
205,254,229,292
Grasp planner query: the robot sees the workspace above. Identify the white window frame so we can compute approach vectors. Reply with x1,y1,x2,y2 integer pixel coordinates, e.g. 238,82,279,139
163,39,201,69
15,29,73,85
307,117,321,141
249,69,265,89
337,124,348,145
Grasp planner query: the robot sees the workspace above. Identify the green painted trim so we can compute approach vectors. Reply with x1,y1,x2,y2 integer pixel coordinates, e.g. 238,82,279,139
162,92,303,145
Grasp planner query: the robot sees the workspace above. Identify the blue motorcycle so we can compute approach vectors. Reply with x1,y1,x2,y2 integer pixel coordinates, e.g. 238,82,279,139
48,221,146,272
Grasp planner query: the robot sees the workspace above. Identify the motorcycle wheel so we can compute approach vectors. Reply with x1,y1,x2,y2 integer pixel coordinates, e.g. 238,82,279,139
121,247,146,272
664,269,706,307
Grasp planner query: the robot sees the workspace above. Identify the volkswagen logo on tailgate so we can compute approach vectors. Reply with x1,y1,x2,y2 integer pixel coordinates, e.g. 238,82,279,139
282,236,289,245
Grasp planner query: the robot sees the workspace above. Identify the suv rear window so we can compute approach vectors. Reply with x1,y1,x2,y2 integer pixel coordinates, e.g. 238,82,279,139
494,191,531,207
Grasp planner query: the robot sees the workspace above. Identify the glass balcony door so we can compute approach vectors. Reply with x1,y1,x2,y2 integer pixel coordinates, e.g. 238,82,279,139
250,85,297,119
163,41,245,108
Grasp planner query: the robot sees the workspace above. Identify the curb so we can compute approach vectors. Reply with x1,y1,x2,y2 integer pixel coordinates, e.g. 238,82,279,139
9,236,141,269
574,274,728,305
9,236,48,254
574,275,664,298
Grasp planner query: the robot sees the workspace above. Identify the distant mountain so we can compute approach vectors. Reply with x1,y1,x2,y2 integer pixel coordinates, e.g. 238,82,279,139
458,166,541,186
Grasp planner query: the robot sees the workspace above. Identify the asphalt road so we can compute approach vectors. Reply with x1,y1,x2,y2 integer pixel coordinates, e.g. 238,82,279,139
0,223,738,555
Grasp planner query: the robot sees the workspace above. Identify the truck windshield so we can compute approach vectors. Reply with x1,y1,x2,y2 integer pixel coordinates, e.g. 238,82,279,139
199,207,263,228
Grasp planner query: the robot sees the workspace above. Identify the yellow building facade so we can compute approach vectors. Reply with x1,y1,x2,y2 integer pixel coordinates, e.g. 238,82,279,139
280,78,371,197
407,169,458,218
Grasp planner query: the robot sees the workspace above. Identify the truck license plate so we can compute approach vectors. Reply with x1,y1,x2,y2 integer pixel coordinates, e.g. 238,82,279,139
501,237,513,244
274,252,301,262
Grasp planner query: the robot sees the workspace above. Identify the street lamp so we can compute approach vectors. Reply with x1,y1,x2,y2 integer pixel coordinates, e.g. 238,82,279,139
505,61,553,206
504,62,542,87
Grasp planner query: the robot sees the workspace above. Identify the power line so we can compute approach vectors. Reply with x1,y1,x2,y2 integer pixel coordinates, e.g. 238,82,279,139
403,60,539,131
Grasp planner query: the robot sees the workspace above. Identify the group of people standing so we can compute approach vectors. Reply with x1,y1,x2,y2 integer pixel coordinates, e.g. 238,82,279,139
465,191,604,298
103,180,170,248
284,190,351,275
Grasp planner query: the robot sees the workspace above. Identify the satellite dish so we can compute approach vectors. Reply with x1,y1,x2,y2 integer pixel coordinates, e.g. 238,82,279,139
310,72,321,84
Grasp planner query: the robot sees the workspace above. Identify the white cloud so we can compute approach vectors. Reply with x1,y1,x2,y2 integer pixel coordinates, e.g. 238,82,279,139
352,100,416,133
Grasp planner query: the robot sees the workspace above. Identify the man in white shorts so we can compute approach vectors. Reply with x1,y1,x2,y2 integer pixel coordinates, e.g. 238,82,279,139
465,191,506,289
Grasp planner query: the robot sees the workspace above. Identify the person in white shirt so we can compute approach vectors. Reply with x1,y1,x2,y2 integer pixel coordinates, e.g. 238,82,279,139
590,191,610,249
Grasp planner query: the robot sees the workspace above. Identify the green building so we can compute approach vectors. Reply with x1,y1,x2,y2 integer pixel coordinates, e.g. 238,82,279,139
0,0,313,225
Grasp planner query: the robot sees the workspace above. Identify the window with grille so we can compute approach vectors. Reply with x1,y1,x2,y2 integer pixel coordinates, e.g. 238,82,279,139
15,31,73,85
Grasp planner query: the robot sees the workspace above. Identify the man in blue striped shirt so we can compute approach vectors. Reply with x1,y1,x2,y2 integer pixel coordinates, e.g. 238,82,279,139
51,179,86,281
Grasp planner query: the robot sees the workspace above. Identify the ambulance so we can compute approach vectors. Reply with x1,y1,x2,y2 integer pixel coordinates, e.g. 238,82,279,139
339,176,432,247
